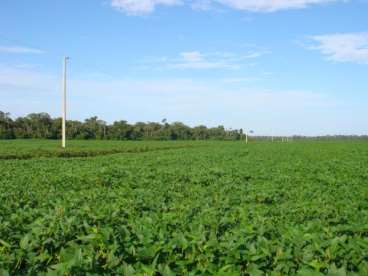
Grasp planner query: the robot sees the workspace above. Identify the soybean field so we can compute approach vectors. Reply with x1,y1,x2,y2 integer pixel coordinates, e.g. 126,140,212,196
0,140,368,275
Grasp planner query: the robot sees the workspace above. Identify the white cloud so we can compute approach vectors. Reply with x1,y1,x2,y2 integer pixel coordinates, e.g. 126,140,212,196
309,32,368,64
221,76,260,83
110,0,181,15
0,65,56,91
191,0,213,10
110,0,343,14
214,0,340,12
0,45,44,54
142,50,268,70
176,51,238,69
181,51,203,62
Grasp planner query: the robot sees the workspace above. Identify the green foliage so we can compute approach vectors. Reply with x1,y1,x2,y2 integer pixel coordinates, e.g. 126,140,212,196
0,140,368,274
0,140,201,160
0,111,244,141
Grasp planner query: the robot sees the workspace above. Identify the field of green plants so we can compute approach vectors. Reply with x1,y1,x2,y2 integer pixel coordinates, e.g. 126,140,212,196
1,140,368,275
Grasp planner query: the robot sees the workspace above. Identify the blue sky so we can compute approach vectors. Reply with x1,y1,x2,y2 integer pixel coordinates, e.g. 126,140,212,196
1,0,367,135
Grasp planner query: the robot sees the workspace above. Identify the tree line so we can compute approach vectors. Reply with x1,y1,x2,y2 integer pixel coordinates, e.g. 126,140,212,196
0,111,245,140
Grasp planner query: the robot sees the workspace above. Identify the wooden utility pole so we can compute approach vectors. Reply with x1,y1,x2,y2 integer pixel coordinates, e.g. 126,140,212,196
62,56,69,148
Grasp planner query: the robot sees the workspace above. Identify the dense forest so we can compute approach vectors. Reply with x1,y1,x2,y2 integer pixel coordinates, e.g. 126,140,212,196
0,111,245,140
